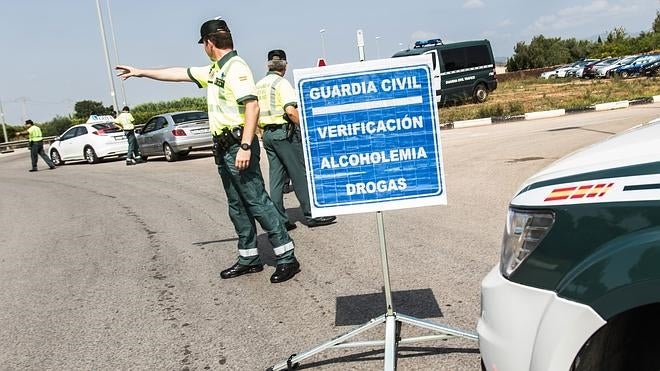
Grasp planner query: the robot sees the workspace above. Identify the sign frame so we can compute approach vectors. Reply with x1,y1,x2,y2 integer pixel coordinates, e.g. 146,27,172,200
294,55,447,217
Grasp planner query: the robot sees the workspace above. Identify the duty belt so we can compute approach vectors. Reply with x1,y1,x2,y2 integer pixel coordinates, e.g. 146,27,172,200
262,124,285,131
212,126,243,153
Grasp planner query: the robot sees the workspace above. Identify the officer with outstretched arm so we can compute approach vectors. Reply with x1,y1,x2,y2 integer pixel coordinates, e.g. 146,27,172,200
116,18,300,283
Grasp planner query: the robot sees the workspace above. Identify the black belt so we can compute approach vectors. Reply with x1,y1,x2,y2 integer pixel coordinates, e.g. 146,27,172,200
262,124,285,131
212,126,243,153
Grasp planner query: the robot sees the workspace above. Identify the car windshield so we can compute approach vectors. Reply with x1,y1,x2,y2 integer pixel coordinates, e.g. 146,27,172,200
171,112,208,124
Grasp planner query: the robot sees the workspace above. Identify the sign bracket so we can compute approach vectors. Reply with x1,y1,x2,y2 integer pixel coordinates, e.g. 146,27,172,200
269,211,478,371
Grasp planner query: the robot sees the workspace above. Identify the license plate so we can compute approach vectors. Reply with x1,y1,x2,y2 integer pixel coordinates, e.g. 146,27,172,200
192,128,210,135
114,136,126,141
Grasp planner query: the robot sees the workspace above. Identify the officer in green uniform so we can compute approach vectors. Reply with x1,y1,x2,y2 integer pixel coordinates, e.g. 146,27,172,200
21,120,55,172
114,106,143,165
116,18,300,283
255,49,336,230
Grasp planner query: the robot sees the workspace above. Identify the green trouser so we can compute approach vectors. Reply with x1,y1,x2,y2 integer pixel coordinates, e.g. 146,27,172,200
262,125,313,224
124,130,140,160
216,138,295,265
30,141,55,169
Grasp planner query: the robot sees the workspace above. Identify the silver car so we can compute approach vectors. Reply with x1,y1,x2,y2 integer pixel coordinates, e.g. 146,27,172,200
137,111,212,162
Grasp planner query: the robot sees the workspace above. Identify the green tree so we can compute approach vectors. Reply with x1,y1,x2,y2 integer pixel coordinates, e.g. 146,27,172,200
73,100,115,120
653,10,660,33
40,115,73,136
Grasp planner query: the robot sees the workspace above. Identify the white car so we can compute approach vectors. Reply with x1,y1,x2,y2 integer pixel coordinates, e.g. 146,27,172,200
478,116,660,371
49,122,127,165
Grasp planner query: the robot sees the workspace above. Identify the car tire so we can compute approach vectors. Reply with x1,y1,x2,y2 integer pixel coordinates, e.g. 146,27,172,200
472,83,489,104
84,146,99,164
163,143,179,162
620,71,629,78
178,150,190,158
50,149,64,166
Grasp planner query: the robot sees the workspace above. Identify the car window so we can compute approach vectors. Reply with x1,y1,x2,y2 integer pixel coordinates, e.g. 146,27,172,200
75,126,88,137
171,111,209,124
142,119,158,134
155,117,168,130
60,127,77,140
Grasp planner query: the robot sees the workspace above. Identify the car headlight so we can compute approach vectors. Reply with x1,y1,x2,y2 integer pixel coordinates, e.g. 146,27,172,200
500,208,555,278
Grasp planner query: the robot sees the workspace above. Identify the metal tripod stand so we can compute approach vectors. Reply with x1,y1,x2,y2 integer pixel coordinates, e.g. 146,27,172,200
269,211,478,370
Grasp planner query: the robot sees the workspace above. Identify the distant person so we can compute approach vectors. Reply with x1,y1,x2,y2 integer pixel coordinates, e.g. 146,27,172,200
114,106,143,165
115,18,300,283
18,120,55,172
255,49,336,229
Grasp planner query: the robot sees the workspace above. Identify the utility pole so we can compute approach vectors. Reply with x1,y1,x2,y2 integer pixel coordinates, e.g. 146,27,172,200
95,0,119,113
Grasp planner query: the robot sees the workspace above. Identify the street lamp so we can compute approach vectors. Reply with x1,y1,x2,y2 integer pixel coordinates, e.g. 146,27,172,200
375,36,381,59
105,0,127,107
0,99,8,144
319,28,327,61
95,0,119,113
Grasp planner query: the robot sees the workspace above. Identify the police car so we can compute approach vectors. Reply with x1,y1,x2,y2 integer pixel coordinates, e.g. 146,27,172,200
478,116,660,371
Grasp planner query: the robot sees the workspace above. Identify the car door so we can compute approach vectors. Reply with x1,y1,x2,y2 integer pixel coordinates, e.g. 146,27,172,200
58,126,84,160
151,117,169,154
138,118,159,155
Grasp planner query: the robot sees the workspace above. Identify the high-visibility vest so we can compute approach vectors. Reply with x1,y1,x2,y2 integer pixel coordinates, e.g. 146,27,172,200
114,112,135,130
187,50,257,136
255,72,297,127
27,125,43,142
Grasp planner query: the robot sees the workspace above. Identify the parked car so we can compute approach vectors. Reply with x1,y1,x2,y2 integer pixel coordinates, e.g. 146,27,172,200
566,59,599,78
136,111,212,162
581,57,618,79
540,65,568,79
478,116,660,371
641,59,660,77
49,122,127,165
596,55,638,78
612,54,660,78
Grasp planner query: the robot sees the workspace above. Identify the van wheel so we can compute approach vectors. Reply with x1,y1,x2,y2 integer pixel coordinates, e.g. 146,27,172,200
473,83,489,103
163,143,179,162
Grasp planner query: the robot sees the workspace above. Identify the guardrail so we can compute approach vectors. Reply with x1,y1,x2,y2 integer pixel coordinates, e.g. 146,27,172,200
0,137,57,153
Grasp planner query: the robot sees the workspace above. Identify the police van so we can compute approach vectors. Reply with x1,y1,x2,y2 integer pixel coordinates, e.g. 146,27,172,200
478,116,660,371
392,39,497,105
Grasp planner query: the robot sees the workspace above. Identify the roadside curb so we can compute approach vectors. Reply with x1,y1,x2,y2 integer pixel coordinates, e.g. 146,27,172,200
442,95,659,129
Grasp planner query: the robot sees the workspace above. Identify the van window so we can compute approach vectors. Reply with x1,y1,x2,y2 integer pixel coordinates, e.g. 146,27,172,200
441,45,492,72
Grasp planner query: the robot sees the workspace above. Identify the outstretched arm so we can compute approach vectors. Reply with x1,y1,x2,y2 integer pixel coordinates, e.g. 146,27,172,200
116,65,191,82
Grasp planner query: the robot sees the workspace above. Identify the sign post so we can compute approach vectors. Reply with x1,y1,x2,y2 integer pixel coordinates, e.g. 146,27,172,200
270,55,476,371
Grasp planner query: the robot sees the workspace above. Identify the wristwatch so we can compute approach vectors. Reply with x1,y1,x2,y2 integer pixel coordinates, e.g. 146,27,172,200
240,143,251,151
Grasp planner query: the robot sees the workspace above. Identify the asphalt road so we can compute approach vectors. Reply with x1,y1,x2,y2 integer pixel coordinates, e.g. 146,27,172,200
1,103,658,370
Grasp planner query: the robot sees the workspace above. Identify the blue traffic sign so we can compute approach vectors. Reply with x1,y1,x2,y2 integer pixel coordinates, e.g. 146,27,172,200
295,55,446,216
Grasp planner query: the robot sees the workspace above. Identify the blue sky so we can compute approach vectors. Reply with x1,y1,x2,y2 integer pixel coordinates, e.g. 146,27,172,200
0,0,657,125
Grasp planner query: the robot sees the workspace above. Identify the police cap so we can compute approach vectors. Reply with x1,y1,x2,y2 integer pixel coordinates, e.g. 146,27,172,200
198,18,230,44
267,49,287,61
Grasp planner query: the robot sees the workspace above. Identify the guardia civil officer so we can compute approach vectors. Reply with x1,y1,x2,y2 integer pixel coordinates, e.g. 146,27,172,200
255,50,336,229
115,18,300,283
114,106,143,165
19,120,55,172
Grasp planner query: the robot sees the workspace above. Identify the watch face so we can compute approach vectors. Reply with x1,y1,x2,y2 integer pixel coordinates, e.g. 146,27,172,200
241,143,250,150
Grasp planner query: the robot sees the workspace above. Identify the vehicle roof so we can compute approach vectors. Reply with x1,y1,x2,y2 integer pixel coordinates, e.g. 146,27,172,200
392,39,491,57
520,118,660,189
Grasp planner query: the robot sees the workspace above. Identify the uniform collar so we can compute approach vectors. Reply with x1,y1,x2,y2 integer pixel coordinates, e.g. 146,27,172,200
216,50,238,69
266,71,283,77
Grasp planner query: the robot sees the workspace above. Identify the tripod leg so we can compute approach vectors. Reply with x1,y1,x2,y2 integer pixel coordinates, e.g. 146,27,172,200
384,315,398,370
